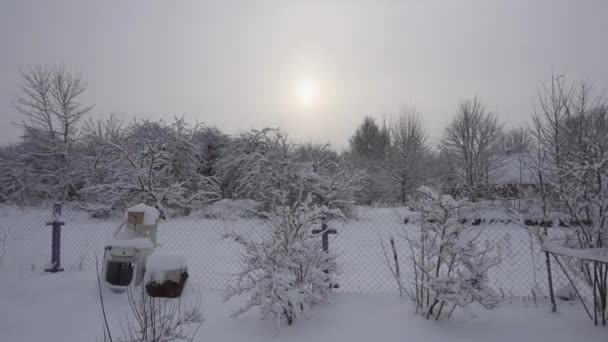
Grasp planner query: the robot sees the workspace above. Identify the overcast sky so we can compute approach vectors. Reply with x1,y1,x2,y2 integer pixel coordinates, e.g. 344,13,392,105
1,0,607,148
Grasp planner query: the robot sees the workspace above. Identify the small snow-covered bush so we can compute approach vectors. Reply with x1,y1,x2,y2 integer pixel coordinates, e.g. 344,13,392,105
223,192,342,328
402,186,501,319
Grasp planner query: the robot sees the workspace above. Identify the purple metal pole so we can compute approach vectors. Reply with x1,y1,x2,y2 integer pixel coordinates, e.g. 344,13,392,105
45,203,64,273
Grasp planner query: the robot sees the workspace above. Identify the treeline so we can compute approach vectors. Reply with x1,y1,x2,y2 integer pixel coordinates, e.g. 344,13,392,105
1,65,607,218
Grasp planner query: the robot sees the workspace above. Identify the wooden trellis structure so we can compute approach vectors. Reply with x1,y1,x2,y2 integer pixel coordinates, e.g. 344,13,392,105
542,241,608,326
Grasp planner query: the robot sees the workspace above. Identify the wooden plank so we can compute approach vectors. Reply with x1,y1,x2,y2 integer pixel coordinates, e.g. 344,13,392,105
542,241,608,264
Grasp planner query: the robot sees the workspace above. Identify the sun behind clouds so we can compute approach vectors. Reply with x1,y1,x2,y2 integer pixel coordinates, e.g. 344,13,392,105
294,78,320,107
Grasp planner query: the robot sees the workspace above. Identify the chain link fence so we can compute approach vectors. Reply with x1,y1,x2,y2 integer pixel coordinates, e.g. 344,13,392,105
0,204,583,300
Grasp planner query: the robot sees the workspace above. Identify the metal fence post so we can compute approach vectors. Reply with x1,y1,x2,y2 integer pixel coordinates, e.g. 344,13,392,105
45,203,65,273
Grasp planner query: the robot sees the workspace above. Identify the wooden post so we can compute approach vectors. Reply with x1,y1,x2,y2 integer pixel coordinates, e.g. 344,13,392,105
312,219,338,289
45,203,65,273
312,221,337,252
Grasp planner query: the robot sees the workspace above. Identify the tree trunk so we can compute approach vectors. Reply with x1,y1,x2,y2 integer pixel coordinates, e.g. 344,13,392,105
401,177,406,204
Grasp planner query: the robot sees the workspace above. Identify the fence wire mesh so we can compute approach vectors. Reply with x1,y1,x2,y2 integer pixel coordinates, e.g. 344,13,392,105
0,204,587,301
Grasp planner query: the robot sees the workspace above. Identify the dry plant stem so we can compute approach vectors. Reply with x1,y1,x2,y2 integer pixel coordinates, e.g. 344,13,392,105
95,253,113,342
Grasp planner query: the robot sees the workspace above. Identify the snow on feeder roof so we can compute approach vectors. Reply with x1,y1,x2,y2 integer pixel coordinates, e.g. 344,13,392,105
126,203,160,226
106,236,154,250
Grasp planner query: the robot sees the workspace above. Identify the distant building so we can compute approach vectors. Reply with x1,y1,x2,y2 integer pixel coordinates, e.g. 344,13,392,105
488,151,538,198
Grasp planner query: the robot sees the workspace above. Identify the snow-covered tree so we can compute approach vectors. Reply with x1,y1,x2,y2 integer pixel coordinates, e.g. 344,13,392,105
293,142,340,174
216,128,296,203
524,74,578,313
402,186,500,319
223,191,343,328
293,142,364,214
220,133,359,328
81,117,220,216
0,145,30,205
217,129,362,211
191,125,230,178
545,80,608,325
524,75,608,317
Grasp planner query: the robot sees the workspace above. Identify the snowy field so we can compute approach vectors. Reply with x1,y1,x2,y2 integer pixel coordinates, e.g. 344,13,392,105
0,204,570,297
0,271,605,342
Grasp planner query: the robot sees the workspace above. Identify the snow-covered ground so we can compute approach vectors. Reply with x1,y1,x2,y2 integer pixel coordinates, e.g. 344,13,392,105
0,271,604,342
0,204,571,297
0,205,602,341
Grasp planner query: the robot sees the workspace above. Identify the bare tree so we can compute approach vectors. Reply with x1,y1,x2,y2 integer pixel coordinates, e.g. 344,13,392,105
548,79,608,324
82,113,126,144
531,74,574,173
386,108,430,203
528,73,577,313
442,97,503,197
503,126,531,154
14,65,93,199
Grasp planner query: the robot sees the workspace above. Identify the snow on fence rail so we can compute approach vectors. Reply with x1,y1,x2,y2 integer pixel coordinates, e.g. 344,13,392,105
0,204,576,299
